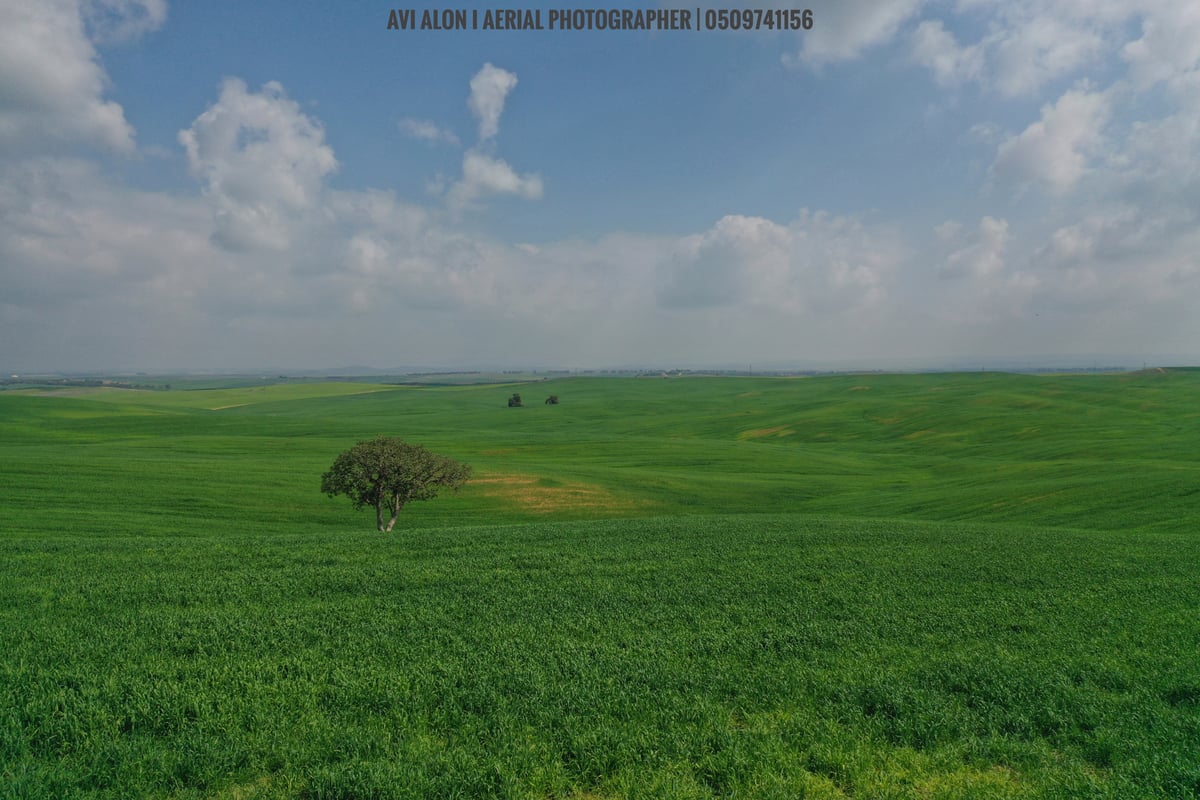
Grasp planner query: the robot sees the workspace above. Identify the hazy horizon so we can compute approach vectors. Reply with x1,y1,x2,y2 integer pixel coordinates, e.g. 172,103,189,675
5,353,1196,379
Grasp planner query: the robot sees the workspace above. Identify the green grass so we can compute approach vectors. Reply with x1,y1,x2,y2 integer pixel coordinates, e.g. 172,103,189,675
2,372,1199,798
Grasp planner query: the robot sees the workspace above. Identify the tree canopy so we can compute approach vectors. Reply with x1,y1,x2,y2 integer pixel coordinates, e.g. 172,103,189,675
321,436,471,531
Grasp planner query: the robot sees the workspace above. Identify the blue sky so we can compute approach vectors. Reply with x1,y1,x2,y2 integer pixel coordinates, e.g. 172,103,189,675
2,0,1198,371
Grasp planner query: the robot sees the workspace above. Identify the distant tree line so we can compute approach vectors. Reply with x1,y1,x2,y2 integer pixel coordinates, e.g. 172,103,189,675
0,377,170,391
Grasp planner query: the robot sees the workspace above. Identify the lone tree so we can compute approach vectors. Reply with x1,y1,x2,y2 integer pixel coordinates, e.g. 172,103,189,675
545,395,559,405
507,393,523,407
321,436,471,531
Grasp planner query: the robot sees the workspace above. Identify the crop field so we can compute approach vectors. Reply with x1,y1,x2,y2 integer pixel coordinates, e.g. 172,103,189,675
2,371,1199,798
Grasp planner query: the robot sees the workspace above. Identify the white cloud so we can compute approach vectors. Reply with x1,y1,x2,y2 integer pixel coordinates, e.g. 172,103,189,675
82,0,166,44
0,0,138,153
992,87,1110,193
0,158,223,362
940,216,1009,278
1122,2,1200,89
1025,204,1200,341
178,78,338,251
909,2,1122,97
398,118,459,145
4,145,1197,369
919,215,1040,337
910,20,984,87
468,62,517,141
793,0,1116,99
989,14,1105,97
448,150,542,210
445,65,541,213
786,0,924,66
657,212,900,313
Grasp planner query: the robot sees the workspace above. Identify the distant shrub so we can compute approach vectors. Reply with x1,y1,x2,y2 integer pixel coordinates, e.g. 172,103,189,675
508,393,523,408
545,395,559,405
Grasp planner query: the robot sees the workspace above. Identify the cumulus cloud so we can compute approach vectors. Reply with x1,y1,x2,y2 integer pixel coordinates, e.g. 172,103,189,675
792,0,1115,100
1040,205,1199,286
657,212,900,313
910,20,984,87
786,0,924,66
468,62,518,141
1005,203,1200,362
1122,3,1200,89
178,78,338,251
929,0,1200,237
1118,102,1200,196
658,216,783,309
917,214,1041,339
0,0,139,153
940,216,1009,279
992,87,1110,193
444,64,541,213
907,2,1123,97
987,13,1104,97
448,150,542,210
910,13,1103,97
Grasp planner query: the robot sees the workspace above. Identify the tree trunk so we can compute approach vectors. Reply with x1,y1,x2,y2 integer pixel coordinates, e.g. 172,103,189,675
376,499,386,531
383,496,401,532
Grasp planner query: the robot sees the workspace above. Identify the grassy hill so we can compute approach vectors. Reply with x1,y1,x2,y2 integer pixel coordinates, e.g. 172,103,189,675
6,371,1199,532
2,373,1198,797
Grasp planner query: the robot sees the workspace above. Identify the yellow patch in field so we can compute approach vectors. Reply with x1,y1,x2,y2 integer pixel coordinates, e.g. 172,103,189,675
904,429,936,439
214,774,278,800
849,385,871,391
209,403,248,411
739,425,794,439
914,765,1022,797
798,774,850,798
471,473,645,514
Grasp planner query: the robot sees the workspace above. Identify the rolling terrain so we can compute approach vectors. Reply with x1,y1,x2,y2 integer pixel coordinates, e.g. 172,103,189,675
2,372,1198,798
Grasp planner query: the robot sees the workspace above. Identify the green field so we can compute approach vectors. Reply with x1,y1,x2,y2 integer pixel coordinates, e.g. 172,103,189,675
2,372,1199,798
